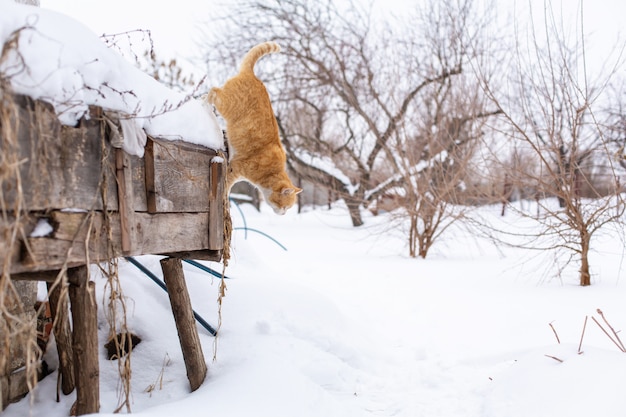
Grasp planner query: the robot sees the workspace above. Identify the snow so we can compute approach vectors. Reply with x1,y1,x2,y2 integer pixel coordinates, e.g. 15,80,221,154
29,218,53,237
5,201,626,417
0,0,223,157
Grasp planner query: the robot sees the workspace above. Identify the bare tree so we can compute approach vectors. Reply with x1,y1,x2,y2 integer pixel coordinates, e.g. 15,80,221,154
202,0,496,239
606,82,626,172
398,112,500,258
478,1,625,285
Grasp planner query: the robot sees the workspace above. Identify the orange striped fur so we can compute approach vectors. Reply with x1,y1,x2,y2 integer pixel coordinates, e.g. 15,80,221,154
207,42,301,214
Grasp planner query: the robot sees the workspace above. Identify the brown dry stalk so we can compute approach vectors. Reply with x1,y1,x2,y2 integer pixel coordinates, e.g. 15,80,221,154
544,354,564,363
0,91,43,405
97,133,133,413
213,158,231,362
144,353,170,396
212,270,227,362
549,321,561,344
596,309,626,352
591,315,626,353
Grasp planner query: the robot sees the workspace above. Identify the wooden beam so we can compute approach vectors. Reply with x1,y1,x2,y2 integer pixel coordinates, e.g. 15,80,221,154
10,211,213,274
68,266,99,415
160,258,207,391
10,270,61,282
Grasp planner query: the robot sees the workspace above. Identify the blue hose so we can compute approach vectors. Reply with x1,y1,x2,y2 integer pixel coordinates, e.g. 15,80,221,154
233,227,288,251
124,256,217,336
229,198,248,238
183,259,229,279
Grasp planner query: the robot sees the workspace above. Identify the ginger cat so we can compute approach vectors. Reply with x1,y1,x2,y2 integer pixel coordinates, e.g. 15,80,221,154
207,41,302,215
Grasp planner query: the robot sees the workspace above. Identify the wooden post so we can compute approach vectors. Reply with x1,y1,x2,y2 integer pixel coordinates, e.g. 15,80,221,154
159,257,207,391
208,158,224,251
144,139,157,214
67,266,99,415
116,148,135,253
47,280,75,395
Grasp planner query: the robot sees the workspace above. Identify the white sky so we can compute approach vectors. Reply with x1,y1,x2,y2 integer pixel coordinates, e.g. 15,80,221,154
38,0,624,76
39,0,208,65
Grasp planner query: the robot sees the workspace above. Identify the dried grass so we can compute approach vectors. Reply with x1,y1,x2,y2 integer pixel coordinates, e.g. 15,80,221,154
0,86,41,408
0,86,135,411
144,353,171,396
213,151,231,361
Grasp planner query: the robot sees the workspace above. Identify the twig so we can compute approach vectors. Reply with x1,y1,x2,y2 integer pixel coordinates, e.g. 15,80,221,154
591,315,626,353
544,354,564,363
578,315,587,354
596,309,626,352
549,321,561,344
145,353,170,396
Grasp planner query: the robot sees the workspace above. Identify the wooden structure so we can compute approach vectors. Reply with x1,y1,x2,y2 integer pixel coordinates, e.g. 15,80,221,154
0,94,227,414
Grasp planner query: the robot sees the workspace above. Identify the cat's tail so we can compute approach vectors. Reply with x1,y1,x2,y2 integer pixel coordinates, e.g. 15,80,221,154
239,41,281,73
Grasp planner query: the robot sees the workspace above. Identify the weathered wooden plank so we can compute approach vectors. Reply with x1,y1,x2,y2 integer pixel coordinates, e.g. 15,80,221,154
132,212,215,254
9,211,218,274
144,138,218,213
68,266,99,415
128,152,148,212
10,270,60,282
160,258,207,391
47,211,104,242
18,211,114,274
116,148,136,253
1,95,119,211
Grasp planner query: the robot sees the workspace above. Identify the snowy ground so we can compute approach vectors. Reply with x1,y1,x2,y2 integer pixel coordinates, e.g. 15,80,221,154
5,202,626,417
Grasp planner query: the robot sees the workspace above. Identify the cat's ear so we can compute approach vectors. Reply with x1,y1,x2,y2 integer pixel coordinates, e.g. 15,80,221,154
281,187,302,196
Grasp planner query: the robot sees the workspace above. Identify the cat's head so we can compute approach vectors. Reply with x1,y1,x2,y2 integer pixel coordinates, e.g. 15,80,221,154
266,186,302,215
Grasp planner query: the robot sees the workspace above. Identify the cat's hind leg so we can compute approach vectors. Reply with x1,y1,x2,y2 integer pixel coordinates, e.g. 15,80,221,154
206,87,222,107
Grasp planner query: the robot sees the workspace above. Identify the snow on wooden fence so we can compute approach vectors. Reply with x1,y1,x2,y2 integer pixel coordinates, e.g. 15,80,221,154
0,93,228,414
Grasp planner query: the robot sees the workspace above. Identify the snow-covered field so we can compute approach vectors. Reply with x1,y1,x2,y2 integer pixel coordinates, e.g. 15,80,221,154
5,201,626,417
